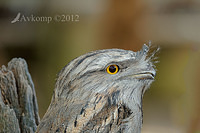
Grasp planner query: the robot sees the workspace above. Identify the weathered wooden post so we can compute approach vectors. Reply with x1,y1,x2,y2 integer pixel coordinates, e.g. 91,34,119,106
0,58,40,133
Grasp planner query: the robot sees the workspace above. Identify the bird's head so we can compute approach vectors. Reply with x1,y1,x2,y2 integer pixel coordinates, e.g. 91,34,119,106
54,44,159,112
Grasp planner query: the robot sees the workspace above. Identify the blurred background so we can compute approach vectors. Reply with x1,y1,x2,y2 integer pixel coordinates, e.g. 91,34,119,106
0,0,200,132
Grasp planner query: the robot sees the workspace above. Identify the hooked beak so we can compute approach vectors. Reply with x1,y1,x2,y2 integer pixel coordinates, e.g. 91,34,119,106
120,70,156,80
132,71,156,80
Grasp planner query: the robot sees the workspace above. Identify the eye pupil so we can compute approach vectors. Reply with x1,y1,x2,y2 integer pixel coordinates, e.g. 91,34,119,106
106,65,119,74
109,65,116,73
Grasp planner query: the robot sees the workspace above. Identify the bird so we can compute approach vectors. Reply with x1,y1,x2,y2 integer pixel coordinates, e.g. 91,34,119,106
36,44,159,133
11,12,21,24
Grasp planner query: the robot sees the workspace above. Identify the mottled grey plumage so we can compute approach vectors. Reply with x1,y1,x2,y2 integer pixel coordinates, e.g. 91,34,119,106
37,44,159,133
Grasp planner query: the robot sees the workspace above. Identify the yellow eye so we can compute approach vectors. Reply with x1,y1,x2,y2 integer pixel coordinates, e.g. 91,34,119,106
106,65,119,75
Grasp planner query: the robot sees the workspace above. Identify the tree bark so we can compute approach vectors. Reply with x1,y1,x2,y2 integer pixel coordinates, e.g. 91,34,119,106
0,58,40,133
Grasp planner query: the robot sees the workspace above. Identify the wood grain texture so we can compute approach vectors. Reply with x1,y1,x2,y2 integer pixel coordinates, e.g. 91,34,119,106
0,58,40,133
